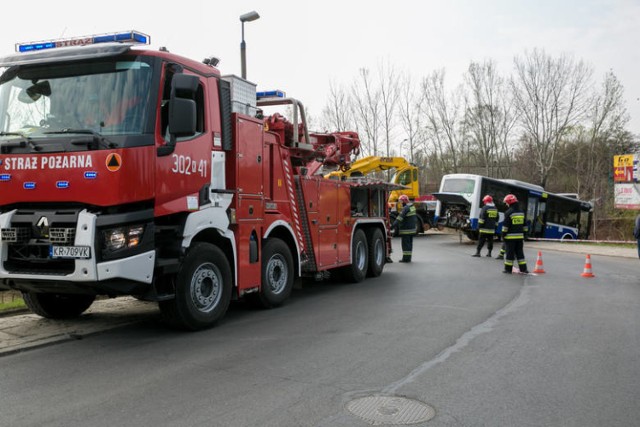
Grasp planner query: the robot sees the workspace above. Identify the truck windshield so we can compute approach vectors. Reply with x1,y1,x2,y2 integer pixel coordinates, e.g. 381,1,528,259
0,56,155,140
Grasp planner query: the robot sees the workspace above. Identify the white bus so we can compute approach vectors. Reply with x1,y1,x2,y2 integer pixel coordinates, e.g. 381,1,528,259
433,174,593,240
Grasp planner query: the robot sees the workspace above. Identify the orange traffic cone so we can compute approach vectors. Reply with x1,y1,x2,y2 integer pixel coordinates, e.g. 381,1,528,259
581,254,595,278
533,251,546,274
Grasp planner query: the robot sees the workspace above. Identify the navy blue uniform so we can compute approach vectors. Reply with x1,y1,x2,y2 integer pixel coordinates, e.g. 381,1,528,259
474,203,498,257
393,203,417,262
502,202,528,273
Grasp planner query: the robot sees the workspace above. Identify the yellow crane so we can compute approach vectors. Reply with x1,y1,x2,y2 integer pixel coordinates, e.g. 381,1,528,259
325,156,420,203
325,156,434,235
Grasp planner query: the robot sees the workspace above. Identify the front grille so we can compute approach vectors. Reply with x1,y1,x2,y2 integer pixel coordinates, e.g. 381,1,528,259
49,228,76,244
2,209,82,275
1,227,31,243
4,243,75,275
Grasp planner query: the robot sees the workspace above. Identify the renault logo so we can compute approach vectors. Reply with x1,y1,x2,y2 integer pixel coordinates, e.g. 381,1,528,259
36,216,49,238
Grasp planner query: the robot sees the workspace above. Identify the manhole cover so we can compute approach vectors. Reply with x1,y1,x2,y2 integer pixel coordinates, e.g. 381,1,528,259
345,395,435,425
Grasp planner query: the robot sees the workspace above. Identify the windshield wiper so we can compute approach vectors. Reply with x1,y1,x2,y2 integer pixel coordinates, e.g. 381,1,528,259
43,129,118,150
0,131,42,152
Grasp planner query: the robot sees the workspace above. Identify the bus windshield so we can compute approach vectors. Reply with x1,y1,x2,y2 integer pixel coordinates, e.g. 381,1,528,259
0,56,155,139
442,178,475,194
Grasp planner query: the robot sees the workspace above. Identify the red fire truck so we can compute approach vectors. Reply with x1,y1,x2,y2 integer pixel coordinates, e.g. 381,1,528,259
0,31,392,329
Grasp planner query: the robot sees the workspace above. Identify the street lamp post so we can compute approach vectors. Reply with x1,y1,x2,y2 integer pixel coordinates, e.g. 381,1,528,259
240,10,260,80
399,139,408,157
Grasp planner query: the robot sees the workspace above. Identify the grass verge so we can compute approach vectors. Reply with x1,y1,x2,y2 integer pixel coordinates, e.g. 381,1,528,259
0,292,26,313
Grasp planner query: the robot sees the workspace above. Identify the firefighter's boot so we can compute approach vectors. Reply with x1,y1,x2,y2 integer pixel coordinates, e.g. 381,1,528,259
503,261,512,274
471,253,481,257
486,251,492,257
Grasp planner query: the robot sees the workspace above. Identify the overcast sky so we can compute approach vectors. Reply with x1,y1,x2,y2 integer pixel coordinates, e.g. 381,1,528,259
1,0,638,134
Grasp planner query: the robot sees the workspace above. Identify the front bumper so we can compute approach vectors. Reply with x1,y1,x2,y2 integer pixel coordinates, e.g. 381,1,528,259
0,209,155,295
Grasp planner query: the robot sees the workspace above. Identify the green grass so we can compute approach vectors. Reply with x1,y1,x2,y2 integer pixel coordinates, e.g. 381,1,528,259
0,297,25,312
599,243,635,249
577,242,635,249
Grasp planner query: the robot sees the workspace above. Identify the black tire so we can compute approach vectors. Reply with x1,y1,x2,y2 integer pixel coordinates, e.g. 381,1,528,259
159,242,232,330
343,229,368,283
248,238,294,308
366,228,386,277
22,292,95,319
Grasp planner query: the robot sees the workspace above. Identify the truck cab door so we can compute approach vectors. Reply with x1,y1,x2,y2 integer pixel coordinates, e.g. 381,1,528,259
155,72,211,216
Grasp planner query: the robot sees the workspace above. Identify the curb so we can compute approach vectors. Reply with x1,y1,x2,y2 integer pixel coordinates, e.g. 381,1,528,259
0,297,159,357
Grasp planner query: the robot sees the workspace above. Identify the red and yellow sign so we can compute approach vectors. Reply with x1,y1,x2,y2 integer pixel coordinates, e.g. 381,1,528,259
613,155,634,182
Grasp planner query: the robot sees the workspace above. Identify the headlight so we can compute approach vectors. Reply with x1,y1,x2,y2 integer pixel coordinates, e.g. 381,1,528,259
103,225,144,251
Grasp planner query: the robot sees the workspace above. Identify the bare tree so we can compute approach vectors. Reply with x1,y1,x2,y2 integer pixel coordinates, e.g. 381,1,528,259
350,68,382,156
421,69,465,173
377,60,400,157
463,60,517,177
569,71,630,236
586,71,629,148
320,80,353,132
510,49,593,187
397,71,424,163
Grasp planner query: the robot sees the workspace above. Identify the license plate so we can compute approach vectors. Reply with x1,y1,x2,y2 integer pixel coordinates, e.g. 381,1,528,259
51,245,91,259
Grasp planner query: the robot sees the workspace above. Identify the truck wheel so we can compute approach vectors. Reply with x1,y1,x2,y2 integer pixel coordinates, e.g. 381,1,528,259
160,242,232,330
22,292,95,319
343,229,369,283
248,238,294,308
366,228,385,277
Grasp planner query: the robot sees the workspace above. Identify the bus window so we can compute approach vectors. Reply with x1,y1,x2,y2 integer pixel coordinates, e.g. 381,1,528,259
527,197,539,237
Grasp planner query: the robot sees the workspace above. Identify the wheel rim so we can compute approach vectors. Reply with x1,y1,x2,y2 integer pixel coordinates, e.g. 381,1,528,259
190,262,222,313
373,238,384,267
266,254,288,295
355,240,366,271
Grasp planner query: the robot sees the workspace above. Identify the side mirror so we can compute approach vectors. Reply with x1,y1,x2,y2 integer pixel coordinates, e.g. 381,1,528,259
157,74,199,157
169,98,196,136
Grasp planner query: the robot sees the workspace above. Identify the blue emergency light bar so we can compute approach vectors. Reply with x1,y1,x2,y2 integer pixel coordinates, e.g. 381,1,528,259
16,31,151,53
256,90,286,100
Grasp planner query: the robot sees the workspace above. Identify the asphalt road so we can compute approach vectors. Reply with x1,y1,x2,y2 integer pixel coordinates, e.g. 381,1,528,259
1,234,638,427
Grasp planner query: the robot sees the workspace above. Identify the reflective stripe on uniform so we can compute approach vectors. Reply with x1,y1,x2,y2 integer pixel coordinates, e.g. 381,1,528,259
504,233,524,240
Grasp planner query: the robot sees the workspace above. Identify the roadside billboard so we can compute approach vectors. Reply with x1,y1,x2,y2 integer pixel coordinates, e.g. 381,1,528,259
614,183,640,209
614,154,640,209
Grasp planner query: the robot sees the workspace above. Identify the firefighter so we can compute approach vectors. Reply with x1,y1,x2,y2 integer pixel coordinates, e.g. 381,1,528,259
472,195,498,257
501,194,529,274
392,194,417,263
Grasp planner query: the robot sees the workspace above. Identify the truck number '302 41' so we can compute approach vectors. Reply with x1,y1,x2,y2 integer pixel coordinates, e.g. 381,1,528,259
171,154,208,177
